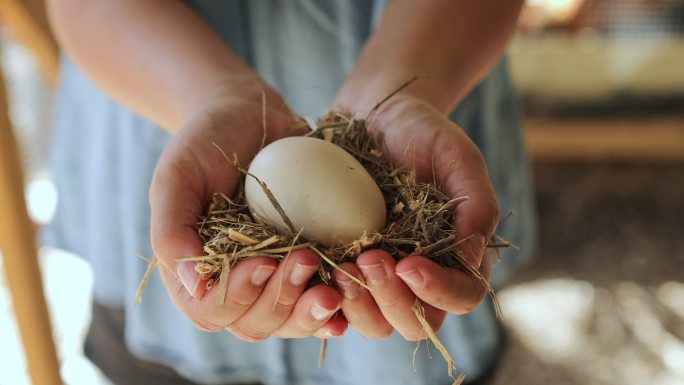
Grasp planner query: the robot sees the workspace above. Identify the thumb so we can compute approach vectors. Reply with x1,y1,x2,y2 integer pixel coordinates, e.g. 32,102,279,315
149,153,210,298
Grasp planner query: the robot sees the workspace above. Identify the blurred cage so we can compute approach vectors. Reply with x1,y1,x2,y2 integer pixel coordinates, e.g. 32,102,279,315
517,0,684,101
521,0,684,36
512,0,684,162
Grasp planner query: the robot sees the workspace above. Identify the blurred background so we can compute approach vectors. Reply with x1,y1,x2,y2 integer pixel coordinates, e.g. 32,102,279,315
0,0,683,384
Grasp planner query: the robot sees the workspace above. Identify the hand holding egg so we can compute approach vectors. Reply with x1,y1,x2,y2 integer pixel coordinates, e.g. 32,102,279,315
149,95,348,340
325,95,500,341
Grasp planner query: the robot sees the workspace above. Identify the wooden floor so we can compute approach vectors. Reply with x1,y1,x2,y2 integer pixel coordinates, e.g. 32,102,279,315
525,116,684,162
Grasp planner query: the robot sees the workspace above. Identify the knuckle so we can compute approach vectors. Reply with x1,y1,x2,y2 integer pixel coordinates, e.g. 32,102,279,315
191,317,223,333
374,294,402,310
291,324,318,338
273,294,298,310
225,291,255,309
227,324,269,342
204,303,246,327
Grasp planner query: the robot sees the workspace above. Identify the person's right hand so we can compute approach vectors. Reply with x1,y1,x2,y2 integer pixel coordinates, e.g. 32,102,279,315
329,93,498,341
149,86,348,340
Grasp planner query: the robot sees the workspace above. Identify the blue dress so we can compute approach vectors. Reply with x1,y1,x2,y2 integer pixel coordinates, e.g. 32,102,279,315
43,1,537,384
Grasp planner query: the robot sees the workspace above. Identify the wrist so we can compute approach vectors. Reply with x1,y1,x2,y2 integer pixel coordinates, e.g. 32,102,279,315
333,73,449,120
368,93,441,135
179,76,286,133
175,79,300,171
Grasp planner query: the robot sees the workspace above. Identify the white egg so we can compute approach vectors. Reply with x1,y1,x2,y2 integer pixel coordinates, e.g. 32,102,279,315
245,136,386,247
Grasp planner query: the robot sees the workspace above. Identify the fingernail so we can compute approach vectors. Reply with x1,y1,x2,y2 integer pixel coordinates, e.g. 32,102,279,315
336,277,360,300
459,233,486,269
290,263,317,286
176,261,200,296
359,263,387,286
250,265,276,286
311,303,336,321
397,269,424,288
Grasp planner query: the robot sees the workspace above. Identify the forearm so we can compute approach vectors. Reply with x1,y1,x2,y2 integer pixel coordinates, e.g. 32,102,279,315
335,0,524,116
47,0,264,132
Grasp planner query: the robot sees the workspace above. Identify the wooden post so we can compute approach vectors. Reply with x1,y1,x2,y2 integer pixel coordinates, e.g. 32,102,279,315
0,62,63,384
0,0,60,85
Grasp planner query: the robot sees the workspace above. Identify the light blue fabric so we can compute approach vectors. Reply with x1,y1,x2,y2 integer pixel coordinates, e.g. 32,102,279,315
43,1,536,384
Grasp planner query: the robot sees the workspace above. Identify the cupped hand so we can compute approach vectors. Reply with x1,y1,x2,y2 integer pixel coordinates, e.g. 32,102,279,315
331,94,498,341
150,88,347,340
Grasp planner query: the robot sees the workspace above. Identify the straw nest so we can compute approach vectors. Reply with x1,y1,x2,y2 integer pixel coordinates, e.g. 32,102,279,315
192,113,502,298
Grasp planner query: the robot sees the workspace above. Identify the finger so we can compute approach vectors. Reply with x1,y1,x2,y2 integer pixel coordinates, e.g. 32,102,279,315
227,249,320,342
357,250,444,341
272,284,343,339
396,254,491,315
313,312,349,339
204,256,278,325
433,126,500,270
160,256,278,330
332,263,393,339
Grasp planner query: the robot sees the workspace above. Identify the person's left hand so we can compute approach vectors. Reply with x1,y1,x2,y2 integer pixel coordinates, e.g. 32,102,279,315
150,87,348,340
329,94,499,340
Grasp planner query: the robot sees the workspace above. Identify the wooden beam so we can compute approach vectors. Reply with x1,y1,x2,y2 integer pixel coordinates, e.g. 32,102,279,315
525,117,684,162
0,58,63,384
0,0,59,85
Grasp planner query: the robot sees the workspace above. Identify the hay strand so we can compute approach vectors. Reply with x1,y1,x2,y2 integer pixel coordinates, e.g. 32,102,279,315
318,339,328,368
411,300,455,376
134,255,157,305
